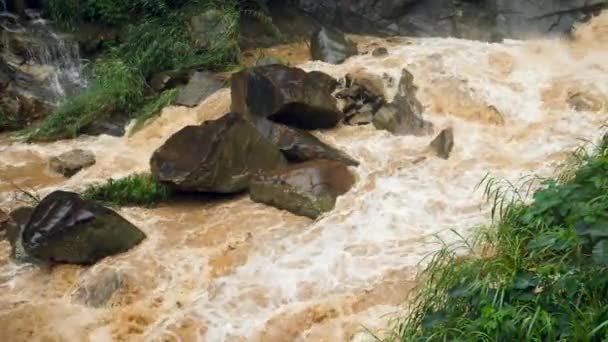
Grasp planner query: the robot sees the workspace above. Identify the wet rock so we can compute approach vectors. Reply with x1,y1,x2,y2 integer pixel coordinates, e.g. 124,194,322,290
79,115,128,137
189,9,228,50
175,71,224,107
0,209,8,239
21,191,145,264
149,69,194,92
346,70,386,100
308,70,339,94
393,69,424,115
231,64,342,129
567,91,605,112
255,56,283,66
5,206,34,246
373,103,433,136
151,112,287,193
49,149,96,177
250,160,355,219
310,27,358,64
371,47,389,57
73,269,126,308
253,117,359,166
346,110,374,125
430,128,454,159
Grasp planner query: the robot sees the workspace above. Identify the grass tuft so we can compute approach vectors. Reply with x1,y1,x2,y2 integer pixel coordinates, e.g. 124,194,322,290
388,134,608,341
83,173,173,207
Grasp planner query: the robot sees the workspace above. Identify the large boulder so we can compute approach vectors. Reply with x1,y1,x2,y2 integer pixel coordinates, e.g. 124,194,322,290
250,159,356,218
231,64,342,129
310,27,358,64
175,71,224,107
20,191,145,264
252,117,359,166
151,112,287,193
49,149,96,177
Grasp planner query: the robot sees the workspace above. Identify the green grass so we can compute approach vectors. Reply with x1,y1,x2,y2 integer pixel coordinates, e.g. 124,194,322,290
388,135,608,341
83,173,173,207
31,0,261,140
0,111,20,132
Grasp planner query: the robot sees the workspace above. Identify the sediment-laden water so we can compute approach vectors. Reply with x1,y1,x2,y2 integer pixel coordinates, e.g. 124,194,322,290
0,13,607,342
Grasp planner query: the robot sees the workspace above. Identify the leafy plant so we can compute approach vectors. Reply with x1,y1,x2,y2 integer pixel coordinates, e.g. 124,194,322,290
83,173,173,207
388,135,608,341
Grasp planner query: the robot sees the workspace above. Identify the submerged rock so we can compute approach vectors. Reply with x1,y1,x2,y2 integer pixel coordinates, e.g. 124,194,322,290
49,149,96,177
393,69,424,115
373,103,433,136
310,27,358,64
346,110,374,125
151,112,287,193
372,47,389,57
231,64,342,129
250,160,355,218
430,128,454,159
73,269,126,308
253,117,359,166
175,71,224,107
21,191,145,264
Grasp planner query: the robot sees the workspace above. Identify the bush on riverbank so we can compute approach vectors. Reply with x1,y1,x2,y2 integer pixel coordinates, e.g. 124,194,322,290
390,135,608,341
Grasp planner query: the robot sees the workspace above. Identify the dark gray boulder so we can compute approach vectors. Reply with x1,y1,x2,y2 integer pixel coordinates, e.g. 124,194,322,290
231,64,342,129
310,27,358,64
20,191,145,264
250,159,356,218
252,117,359,166
430,128,455,159
175,71,224,107
151,112,287,193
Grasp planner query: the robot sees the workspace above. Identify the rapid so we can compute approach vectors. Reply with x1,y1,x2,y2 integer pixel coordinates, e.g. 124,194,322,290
1,12,607,342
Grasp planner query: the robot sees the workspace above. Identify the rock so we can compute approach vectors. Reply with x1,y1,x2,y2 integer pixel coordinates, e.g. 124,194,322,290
21,191,145,264
310,27,358,64
430,128,454,159
149,69,194,92
373,103,433,136
49,149,96,177
255,56,283,66
231,64,342,129
250,160,355,218
346,110,374,125
5,206,33,245
346,70,386,100
151,112,287,193
79,114,128,137
252,117,359,166
308,70,340,94
393,69,424,115
175,71,224,107
567,91,605,112
0,209,8,239
189,9,228,50
73,269,126,308
371,47,389,57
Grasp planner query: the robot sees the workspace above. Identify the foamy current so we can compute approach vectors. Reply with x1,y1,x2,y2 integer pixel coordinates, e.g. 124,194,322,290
1,13,608,342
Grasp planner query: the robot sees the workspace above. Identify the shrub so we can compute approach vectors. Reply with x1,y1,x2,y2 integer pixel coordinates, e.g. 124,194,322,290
83,173,173,207
389,136,608,341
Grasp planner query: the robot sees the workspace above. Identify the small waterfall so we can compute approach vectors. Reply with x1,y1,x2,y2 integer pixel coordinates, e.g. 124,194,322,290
0,8,87,104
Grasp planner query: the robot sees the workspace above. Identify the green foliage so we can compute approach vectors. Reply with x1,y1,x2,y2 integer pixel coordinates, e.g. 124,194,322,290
130,88,178,134
28,59,144,140
83,173,173,207
390,135,608,341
